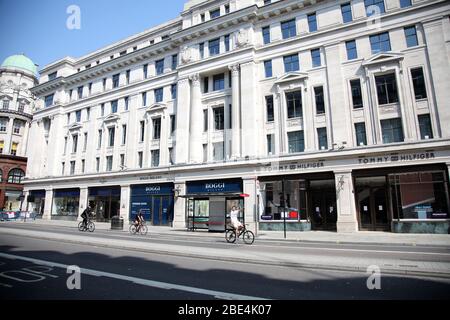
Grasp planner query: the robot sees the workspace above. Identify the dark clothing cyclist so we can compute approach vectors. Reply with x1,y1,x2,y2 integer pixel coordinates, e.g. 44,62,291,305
81,206,93,227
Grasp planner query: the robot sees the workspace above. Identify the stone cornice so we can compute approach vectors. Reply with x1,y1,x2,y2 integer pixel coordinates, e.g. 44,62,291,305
31,0,447,97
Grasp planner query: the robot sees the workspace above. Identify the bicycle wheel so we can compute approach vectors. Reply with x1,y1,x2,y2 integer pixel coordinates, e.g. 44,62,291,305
140,225,148,235
243,230,255,245
129,224,136,234
88,222,95,233
78,222,85,232
225,230,236,243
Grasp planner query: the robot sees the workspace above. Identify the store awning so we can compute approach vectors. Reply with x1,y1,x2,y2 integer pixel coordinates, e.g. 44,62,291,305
179,193,244,198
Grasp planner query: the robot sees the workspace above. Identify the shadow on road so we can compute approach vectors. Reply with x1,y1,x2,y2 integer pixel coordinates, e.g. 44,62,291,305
0,244,449,300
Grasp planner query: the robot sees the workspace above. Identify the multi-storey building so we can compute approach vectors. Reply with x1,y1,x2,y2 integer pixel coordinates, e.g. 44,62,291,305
0,54,37,212
25,0,450,233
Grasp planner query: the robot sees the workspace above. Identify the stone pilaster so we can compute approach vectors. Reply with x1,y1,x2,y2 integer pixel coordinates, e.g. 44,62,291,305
334,170,358,233
42,189,53,220
229,64,241,159
189,73,203,163
243,178,257,234
78,187,89,222
172,182,186,229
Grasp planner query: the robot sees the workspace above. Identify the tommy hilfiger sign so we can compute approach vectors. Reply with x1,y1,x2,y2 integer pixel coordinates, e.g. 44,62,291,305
263,161,326,172
358,152,436,164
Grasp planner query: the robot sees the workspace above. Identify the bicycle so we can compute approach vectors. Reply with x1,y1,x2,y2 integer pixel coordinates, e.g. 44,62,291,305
129,221,148,235
78,219,95,232
225,224,255,245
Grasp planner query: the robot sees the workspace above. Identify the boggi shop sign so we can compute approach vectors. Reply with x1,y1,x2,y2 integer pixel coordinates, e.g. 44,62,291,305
205,183,226,191
187,180,242,194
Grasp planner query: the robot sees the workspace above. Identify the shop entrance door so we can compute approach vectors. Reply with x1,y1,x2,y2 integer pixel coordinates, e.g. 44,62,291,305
151,196,173,226
357,186,390,231
309,180,337,231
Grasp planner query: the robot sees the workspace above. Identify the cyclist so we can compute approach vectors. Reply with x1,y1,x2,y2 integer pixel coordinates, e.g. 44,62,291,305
80,203,93,229
134,210,145,232
230,206,243,236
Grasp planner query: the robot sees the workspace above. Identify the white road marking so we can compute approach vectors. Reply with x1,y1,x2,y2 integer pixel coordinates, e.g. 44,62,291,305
0,253,268,300
0,282,12,288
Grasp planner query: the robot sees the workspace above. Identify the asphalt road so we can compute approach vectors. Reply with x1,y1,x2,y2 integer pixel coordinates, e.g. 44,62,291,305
1,223,450,300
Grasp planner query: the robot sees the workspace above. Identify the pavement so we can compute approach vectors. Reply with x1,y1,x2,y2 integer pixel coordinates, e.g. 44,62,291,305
1,219,450,279
7,217,450,246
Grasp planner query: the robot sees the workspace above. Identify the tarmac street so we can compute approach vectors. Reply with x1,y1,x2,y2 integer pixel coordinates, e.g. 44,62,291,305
0,221,450,300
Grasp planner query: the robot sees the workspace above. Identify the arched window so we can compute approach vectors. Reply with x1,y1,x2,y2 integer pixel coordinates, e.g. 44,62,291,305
8,169,25,184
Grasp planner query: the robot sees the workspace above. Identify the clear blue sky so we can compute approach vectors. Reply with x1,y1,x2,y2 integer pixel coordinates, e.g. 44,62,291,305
0,0,186,73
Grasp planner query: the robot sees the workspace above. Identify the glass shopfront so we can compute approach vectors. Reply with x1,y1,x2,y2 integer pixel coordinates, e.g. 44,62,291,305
185,179,243,232
28,190,46,218
258,175,337,231
130,184,174,226
88,186,121,222
354,166,450,233
390,171,449,220
4,190,22,211
52,189,80,220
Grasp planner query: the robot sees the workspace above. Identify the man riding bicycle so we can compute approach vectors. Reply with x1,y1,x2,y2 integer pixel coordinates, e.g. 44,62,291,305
134,210,145,232
80,203,93,228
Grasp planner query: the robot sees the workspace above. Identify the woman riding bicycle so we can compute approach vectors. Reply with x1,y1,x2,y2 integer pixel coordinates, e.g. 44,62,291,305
230,206,243,235
134,210,145,232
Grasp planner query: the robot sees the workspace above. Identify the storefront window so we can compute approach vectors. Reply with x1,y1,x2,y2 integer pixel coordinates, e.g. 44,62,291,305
88,186,121,222
390,171,449,220
259,180,307,221
52,189,79,218
29,190,45,217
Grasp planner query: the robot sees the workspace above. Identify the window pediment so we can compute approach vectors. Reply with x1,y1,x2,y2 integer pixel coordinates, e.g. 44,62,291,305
68,123,82,131
145,103,167,113
363,52,404,67
102,114,120,124
275,72,309,85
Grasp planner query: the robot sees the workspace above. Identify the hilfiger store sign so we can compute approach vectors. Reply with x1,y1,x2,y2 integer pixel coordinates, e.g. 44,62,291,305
262,161,325,172
358,152,436,165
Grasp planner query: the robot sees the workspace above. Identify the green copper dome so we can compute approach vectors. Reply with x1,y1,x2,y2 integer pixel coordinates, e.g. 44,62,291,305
1,54,37,76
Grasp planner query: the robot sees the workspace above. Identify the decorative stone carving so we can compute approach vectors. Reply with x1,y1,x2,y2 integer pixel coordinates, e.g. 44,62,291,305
228,64,240,76
236,29,249,48
189,73,200,86
181,47,193,64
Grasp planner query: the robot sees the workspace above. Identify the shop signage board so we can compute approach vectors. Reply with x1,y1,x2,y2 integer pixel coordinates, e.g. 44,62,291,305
186,180,242,194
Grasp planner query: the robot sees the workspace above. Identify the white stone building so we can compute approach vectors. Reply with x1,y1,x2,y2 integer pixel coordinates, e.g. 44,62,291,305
0,54,37,211
25,0,450,233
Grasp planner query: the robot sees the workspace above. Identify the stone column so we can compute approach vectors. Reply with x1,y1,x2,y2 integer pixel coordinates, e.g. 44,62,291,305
229,64,241,159
120,185,131,228
334,170,358,233
189,74,203,163
20,121,30,157
172,182,187,229
175,78,191,164
42,189,53,221
78,187,89,222
4,117,14,154
243,178,257,234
